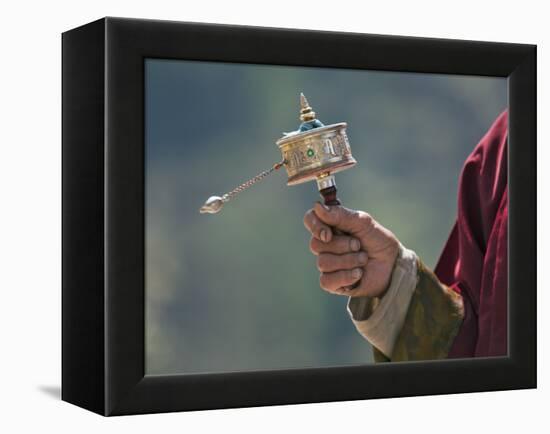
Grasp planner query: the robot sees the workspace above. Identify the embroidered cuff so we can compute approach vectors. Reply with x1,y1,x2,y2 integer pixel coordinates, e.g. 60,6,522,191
346,244,418,358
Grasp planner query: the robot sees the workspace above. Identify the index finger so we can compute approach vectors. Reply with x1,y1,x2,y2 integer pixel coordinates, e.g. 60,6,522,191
303,208,333,242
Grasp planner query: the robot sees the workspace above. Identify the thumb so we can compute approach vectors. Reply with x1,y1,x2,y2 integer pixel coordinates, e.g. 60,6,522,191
313,202,372,236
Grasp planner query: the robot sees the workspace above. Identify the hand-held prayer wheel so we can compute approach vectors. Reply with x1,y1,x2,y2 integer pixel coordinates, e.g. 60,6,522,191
276,93,357,206
199,93,357,214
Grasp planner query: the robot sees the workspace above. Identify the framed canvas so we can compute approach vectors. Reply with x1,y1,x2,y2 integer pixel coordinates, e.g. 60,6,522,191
62,17,536,416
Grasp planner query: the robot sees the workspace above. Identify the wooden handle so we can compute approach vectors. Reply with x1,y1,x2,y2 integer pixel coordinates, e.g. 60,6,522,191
319,185,343,235
319,185,341,206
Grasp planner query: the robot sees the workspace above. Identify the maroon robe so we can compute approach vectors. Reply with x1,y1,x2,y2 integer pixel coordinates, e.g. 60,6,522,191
435,110,508,357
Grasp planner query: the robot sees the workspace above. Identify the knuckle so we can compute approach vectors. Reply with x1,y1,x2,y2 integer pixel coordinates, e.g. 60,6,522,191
316,254,330,272
357,211,375,233
357,211,373,226
309,238,319,255
303,210,313,227
316,257,324,272
319,274,329,290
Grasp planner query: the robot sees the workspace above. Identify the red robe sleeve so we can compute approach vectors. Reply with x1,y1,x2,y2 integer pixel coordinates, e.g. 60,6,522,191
434,110,508,358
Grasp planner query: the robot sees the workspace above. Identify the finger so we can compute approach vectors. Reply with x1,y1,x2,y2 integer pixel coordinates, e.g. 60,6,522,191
320,268,363,292
317,252,368,273
313,202,375,237
303,209,333,242
309,235,361,255
348,260,394,298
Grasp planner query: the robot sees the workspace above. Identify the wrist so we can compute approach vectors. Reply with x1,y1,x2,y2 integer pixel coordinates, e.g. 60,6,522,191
378,245,401,297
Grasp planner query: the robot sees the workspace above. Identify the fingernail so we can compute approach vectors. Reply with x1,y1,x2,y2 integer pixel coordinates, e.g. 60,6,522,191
350,239,360,251
352,268,363,279
320,229,328,242
358,252,367,264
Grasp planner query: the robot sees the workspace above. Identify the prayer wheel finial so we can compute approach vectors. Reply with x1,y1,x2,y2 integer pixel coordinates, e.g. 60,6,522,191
300,93,317,122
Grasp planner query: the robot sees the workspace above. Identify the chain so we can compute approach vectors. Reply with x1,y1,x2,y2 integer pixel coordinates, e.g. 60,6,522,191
222,159,286,202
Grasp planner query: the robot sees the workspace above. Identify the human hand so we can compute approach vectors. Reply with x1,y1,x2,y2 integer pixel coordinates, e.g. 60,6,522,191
303,203,400,298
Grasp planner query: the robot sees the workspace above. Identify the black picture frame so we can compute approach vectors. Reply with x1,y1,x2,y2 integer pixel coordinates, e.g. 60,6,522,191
62,17,536,416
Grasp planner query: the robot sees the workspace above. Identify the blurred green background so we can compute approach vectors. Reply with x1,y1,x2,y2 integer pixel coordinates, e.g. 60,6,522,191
145,59,507,375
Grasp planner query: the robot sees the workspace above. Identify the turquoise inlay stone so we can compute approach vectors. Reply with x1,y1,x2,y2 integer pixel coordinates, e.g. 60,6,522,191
307,148,315,157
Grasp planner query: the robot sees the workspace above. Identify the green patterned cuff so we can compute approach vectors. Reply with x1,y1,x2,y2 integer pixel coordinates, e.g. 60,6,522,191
388,259,464,362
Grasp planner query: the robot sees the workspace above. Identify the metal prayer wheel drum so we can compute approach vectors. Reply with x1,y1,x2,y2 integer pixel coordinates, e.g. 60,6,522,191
276,122,356,186
276,93,356,191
